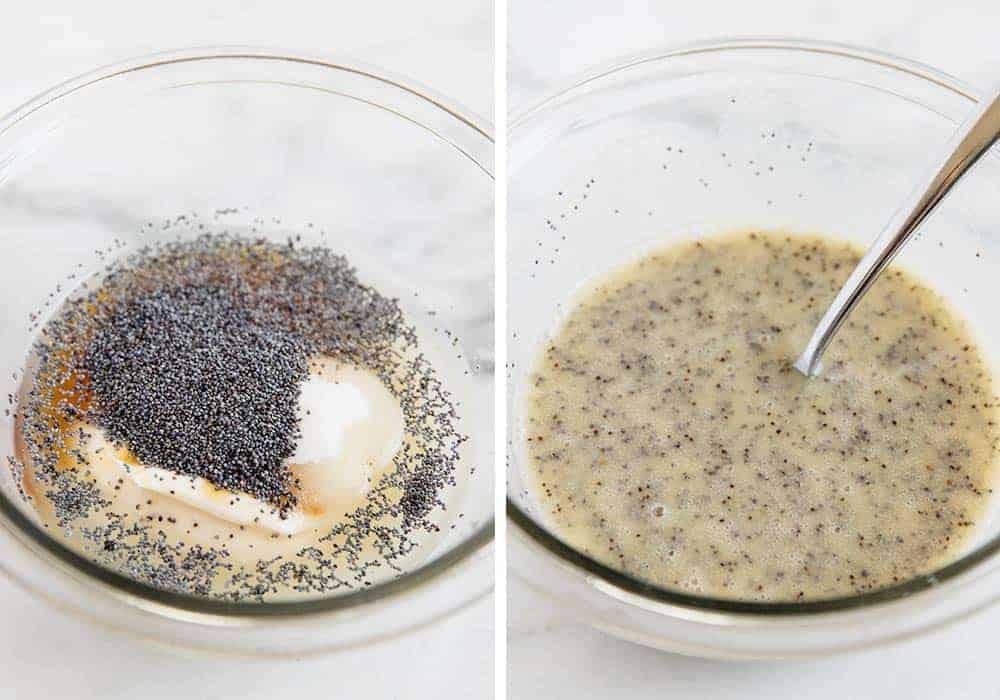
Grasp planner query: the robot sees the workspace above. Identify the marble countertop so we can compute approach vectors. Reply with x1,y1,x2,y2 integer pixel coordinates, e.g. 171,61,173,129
508,0,1000,113
510,579,1000,699
0,2,492,698
508,1,1000,698
0,574,492,698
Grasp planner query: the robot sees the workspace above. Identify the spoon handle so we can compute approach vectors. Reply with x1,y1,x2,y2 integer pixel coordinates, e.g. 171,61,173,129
794,88,1000,377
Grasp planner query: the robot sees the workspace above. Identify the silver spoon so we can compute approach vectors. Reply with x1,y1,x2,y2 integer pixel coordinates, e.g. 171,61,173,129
794,88,1000,377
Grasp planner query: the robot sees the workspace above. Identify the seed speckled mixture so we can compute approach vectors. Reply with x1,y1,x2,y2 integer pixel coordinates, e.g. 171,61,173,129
11,233,466,601
525,231,1000,601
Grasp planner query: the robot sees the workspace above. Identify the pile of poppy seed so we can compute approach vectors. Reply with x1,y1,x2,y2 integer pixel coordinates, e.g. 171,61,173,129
13,233,466,600
84,284,310,510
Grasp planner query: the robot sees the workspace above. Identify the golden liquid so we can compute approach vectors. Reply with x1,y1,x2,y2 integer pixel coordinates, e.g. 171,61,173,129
12,236,473,601
16,361,405,599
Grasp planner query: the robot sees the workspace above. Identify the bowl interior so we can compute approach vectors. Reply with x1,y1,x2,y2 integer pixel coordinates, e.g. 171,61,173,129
508,41,1000,610
0,50,493,610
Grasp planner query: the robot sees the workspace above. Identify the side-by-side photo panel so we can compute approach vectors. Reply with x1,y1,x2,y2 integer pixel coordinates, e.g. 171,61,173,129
507,1,1000,698
0,2,493,698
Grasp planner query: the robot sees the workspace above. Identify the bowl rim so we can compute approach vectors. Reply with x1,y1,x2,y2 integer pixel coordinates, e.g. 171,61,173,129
510,35,980,127
506,36,1000,616
0,46,495,620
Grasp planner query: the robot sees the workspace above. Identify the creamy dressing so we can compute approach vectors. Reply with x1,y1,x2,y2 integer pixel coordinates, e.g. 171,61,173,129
525,231,1000,601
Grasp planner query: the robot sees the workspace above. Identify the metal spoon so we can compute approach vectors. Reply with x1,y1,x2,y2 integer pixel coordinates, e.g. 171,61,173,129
794,88,1000,377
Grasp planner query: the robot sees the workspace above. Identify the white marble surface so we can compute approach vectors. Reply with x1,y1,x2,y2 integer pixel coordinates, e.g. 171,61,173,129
508,0,1000,113
510,579,1000,699
0,2,492,698
508,1,1000,698
0,574,492,699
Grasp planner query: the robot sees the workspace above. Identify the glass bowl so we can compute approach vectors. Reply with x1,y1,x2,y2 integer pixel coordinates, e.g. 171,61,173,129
507,38,1000,659
0,47,493,655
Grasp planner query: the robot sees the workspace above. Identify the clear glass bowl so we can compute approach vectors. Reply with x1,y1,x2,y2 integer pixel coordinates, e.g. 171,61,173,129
508,38,1000,658
0,47,493,655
